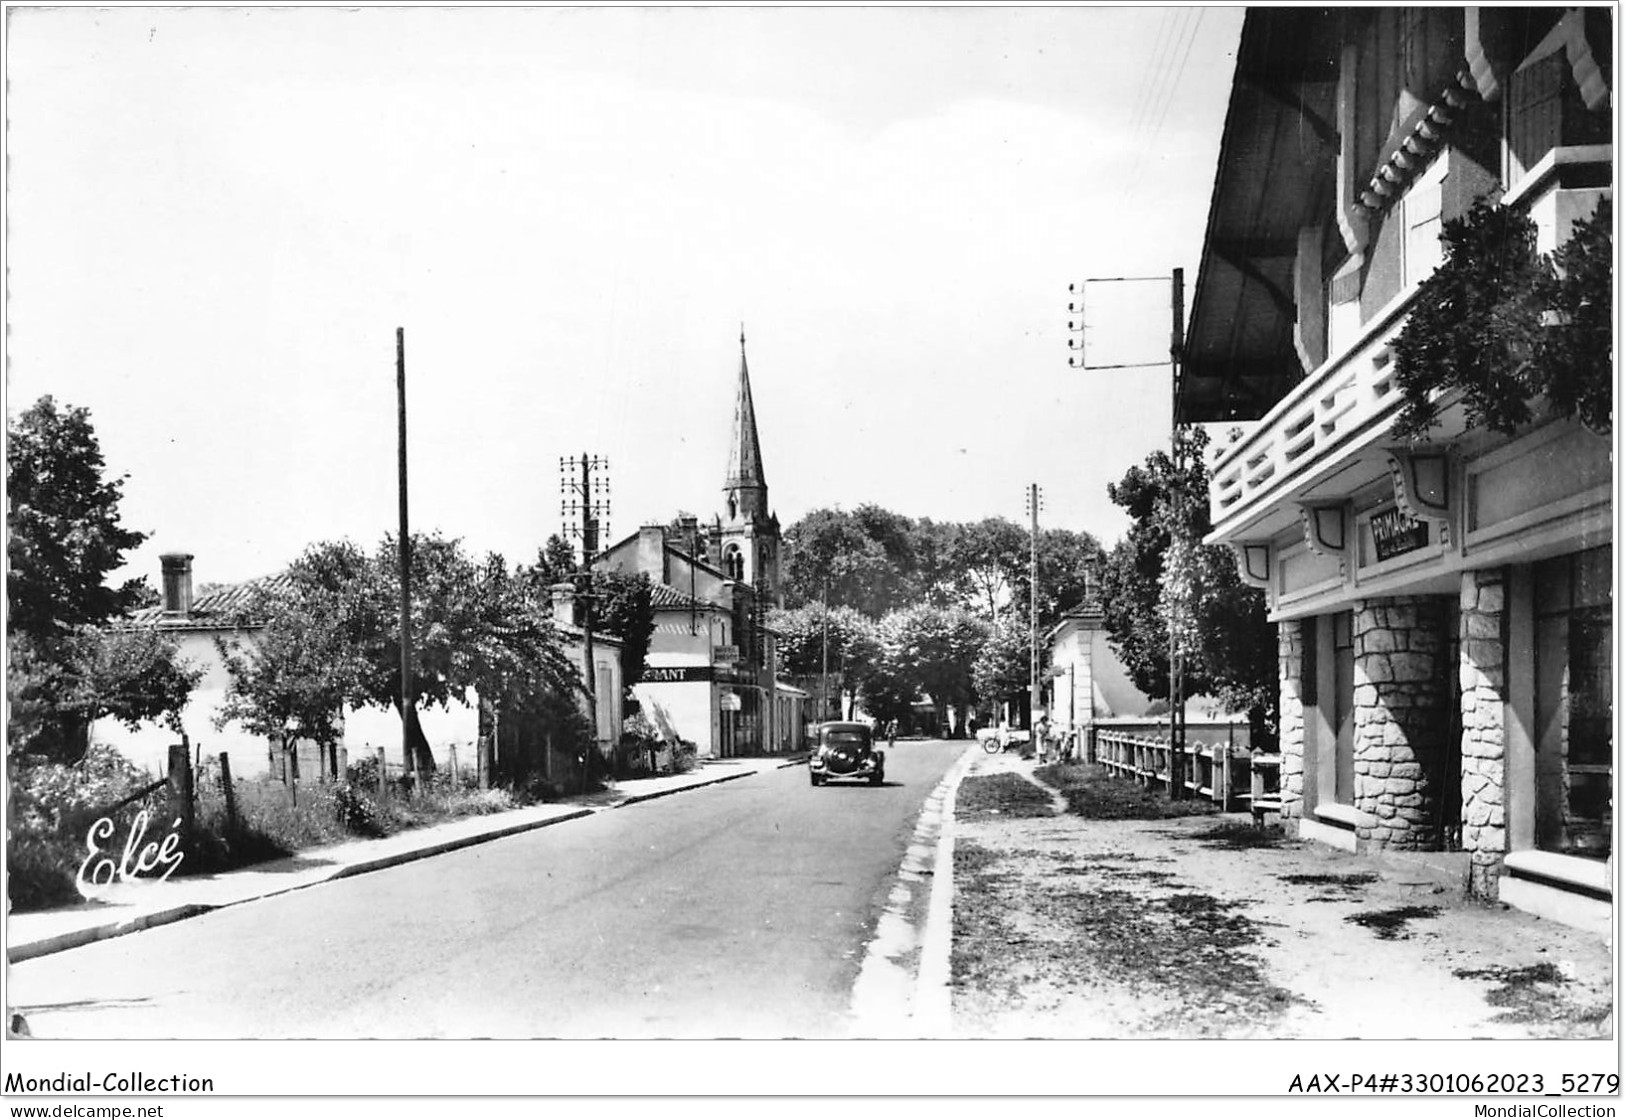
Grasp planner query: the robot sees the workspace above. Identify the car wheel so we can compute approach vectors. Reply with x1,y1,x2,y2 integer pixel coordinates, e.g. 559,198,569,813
870,771,883,786
810,773,823,786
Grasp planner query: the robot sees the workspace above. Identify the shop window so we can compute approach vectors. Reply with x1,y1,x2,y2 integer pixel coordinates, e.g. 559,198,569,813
1533,546,1612,860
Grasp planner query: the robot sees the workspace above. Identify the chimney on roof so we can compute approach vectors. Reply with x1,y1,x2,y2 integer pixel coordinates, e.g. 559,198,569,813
160,553,195,616
549,582,577,628
678,514,699,556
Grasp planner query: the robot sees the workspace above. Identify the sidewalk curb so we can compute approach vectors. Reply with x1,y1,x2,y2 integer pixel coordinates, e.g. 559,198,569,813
8,759,800,965
325,809,598,883
8,904,219,965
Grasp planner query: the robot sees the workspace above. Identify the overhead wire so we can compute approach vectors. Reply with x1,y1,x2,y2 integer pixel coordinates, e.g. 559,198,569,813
1122,9,1205,205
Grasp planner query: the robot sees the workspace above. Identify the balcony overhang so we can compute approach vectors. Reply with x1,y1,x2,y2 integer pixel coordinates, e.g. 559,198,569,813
1177,9,1342,426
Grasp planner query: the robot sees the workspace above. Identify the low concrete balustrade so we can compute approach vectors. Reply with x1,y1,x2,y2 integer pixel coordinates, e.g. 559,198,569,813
1208,313,1407,537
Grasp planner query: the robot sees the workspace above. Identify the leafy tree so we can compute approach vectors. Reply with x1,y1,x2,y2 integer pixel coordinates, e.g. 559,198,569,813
215,584,364,782
766,602,877,717
7,397,151,640
782,507,892,615
8,627,202,764
1393,198,1613,439
518,534,653,688
524,534,581,590
1100,428,1276,743
285,534,586,775
1539,198,1613,434
849,503,921,613
882,604,988,736
6,397,199,763
589,569,655,687
1008,527,1106,636
947,517,1028,622
907,518,964,608
856,643,918,731
971,615,1033,718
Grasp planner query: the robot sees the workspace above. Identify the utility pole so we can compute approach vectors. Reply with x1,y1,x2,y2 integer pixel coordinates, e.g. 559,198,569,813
820,578,830,723
561,454,611,772
1026,483,1042,730
396,328,415,788
1168,267,1188,799
1066,268,1189,798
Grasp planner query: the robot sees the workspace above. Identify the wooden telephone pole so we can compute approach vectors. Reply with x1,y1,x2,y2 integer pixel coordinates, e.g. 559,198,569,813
1026,482,1042,731
1066,268,1189,798
561,454,610,768
396,328,415,787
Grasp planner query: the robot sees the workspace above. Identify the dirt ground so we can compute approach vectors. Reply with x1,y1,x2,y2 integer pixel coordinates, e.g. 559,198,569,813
949,750,1614,1040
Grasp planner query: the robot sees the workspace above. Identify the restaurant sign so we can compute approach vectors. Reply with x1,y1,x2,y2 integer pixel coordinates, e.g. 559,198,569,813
642,665,713,684
1370,506,1430,562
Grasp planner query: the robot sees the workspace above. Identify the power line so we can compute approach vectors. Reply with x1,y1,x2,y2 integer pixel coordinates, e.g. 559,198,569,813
1123,9,1207,202
1144,9,1208,157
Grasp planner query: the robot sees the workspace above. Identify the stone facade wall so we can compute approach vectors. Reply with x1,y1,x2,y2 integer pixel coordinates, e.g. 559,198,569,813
1351,596,1448,849
1277,619,1306,822
1459,568,1508,898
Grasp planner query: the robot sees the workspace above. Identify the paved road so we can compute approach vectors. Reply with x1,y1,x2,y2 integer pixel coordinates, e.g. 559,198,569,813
10,740,971,1039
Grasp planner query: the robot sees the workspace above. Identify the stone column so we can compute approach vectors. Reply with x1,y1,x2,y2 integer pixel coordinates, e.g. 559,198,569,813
1277,619,1306,823
1459,568,1508,898
1351,596,1448,849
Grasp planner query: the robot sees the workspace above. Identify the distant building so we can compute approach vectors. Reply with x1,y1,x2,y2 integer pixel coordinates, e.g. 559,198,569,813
1047,597,1234,730
1047,600,1152,729
1179,9,1611,931
594,330,806,756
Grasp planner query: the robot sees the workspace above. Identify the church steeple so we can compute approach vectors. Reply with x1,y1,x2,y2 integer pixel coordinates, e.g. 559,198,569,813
718,326,781,606
724,325,768,522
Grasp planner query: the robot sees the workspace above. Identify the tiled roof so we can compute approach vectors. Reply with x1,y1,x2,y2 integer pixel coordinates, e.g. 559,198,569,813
649,582,722,612
124,573,298,631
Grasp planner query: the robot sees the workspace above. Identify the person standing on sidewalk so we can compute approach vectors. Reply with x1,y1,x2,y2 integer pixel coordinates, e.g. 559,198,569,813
1034,714,1052,763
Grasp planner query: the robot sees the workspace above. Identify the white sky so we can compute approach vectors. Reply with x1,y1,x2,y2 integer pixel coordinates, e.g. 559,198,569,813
7,5,1246,589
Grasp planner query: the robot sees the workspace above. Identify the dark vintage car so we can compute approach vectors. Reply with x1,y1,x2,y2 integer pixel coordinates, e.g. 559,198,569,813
808,721,885,786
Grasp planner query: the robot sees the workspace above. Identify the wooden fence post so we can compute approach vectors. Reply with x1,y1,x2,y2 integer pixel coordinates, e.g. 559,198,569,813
219,751,238,833
167,740,195,838
377,745,388,801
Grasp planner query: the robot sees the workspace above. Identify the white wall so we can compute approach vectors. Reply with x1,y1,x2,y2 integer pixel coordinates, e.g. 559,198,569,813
90,629,269,777
633,680,717,758
93,624,619,781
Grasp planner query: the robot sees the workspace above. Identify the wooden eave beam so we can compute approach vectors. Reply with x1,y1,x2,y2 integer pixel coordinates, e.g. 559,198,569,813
1212,242,1297,323
1211,235,1300,260
1239,77,1339,150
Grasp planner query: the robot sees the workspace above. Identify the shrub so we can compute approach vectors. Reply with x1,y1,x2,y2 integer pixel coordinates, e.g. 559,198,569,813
1393,198,1613,439
7,745,174,910
13,743,523,912
669,740,698,775
332,781,385,837
345,753,382,790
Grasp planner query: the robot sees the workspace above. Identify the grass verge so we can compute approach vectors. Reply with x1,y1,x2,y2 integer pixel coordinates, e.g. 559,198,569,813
1034,762,1222,821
